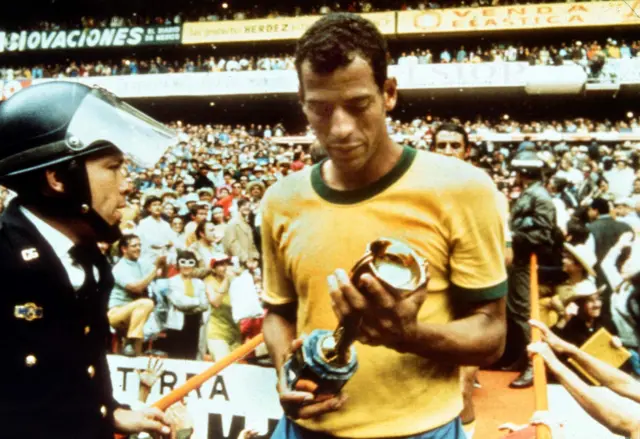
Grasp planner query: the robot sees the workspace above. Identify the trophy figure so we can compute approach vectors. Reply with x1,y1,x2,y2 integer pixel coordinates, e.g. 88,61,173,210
284,238,428,395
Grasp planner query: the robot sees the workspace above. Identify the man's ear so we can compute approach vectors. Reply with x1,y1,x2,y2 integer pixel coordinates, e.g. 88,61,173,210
383,77,398,112
45,169,65,194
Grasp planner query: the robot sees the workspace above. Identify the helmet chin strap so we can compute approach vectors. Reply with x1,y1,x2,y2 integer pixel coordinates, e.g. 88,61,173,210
31,158,122,244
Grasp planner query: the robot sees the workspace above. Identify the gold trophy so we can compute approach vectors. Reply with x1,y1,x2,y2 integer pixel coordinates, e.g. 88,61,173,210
284,238,428,395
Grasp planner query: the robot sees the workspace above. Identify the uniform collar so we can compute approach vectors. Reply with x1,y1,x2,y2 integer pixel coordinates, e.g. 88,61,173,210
19,206,75,261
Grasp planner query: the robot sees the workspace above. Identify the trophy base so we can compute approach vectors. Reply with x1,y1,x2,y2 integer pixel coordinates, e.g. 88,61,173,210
284,329,358,395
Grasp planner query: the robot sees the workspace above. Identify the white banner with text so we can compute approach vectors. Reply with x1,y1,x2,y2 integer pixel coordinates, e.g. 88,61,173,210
107,356,282,439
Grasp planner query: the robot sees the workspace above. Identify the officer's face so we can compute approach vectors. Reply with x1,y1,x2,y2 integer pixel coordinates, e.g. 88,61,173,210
85,150,128,226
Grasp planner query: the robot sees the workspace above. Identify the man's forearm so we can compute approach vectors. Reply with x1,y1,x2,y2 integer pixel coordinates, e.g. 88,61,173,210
567,345,640,401
398,313,505,366
263,311,296,371
547,359,640,437
125,269,156,295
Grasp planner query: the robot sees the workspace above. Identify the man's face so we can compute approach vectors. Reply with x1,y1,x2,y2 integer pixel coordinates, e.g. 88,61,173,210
615,204,629,217
195,208,208,223
433,131,466,159
203,223,216,242
148,201,162,217
232,183,242,195
200,193,213,203
163,203,175,218
250,186,262,198
124,238,142,261
300,56,397,175
239,203,251,217
634,180,640,193
86,151,128,226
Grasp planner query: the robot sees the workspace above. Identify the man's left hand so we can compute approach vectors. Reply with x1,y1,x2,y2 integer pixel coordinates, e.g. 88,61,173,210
113,407,171,436
328,269,429,350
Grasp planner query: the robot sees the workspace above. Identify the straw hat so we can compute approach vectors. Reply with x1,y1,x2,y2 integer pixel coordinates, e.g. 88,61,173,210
565,279,605,304
564,243,597,277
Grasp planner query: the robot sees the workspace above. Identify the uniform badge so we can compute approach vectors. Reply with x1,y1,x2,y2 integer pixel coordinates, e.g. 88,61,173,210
21,248,40,261
14,303,43,321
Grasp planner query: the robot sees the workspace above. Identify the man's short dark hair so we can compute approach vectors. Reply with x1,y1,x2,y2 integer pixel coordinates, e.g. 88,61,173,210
432,123,469,150
295,13,388,93
591,198,610,215
144,195,162,211
237,198,250,210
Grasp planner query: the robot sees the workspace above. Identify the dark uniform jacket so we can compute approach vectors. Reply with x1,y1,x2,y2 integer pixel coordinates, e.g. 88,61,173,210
510,181,562,267
0,200,123,438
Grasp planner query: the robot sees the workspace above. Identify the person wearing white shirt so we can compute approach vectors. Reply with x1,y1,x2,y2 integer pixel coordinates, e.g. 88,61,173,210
605,158,635,200
136,196,176,266
614,198,640,234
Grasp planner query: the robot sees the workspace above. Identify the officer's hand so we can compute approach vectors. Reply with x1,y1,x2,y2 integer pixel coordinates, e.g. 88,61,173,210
328,268,429,351
277,339,348,420
113,407,171,436
164,402,194,439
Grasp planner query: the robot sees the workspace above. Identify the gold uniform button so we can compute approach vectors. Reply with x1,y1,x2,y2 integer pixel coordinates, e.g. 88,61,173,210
25,355,37,367
87,365,95,378
84,326,91,335
100,405,108,418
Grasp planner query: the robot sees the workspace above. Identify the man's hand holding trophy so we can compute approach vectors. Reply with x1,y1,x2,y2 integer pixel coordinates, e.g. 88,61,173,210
279,238,430,420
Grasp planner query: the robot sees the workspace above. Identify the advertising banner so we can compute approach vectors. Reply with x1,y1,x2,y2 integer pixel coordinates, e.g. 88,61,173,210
181,12,395,44
0,25,182,53
397,1,640,35
394,61,529,89
107,355,282,439
41,70,300,98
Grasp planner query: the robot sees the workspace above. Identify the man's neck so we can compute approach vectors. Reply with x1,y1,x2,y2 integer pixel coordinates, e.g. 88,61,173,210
568,272,584,285
150,214,162,221
323,140,403,191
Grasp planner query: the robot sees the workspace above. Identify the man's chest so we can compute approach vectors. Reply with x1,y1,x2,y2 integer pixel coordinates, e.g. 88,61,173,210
278,202,453,296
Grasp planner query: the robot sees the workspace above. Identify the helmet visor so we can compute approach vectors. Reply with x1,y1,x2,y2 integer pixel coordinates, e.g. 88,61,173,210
66,88,176,169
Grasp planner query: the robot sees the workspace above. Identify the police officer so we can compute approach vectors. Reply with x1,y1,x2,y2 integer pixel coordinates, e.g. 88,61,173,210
507,149,563,388
0,82,177,438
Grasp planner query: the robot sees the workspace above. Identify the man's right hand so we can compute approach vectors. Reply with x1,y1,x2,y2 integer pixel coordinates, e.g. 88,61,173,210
277,339,348,420
529,319,575,355
155,255,168,267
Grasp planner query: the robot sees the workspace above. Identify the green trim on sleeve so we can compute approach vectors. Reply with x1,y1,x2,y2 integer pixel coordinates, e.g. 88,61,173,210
506,241,512,248
451,279,508,303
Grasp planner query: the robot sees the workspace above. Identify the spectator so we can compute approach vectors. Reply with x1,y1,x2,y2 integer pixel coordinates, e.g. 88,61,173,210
108,234,161,356
222,199,260,264
190,220,219,275
586,198,633,332
136,195,176,265
165,250,210,360
528,320,640,439
184,202,210,248
204,254,242,361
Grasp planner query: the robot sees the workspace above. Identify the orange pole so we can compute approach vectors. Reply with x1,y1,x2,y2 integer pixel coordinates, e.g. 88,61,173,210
530,254,552,439
151,333,264,410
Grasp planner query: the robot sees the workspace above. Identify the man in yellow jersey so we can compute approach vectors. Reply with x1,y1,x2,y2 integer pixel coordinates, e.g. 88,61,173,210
432,123,513,439
261,13,508,439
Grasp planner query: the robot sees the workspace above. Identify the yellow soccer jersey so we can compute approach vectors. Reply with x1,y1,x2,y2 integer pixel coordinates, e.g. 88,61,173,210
261,145,507,438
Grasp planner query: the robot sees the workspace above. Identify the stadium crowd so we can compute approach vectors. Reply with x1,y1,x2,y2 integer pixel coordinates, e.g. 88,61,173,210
2,38,637,81
2,0,589,31
0,114,638,366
